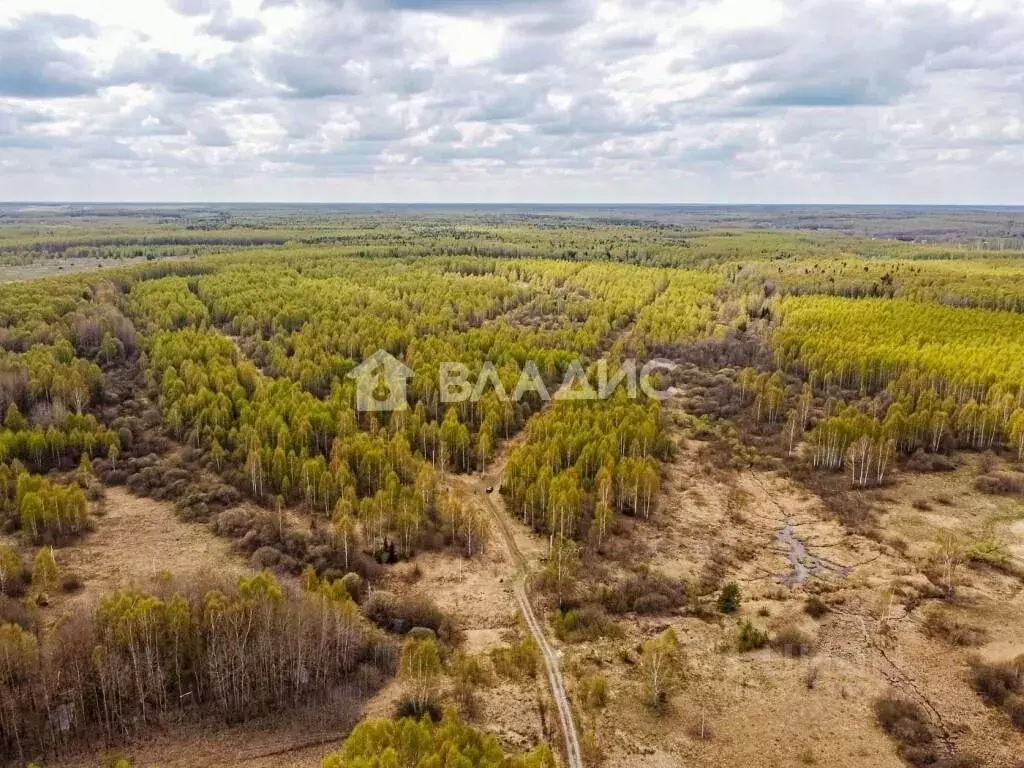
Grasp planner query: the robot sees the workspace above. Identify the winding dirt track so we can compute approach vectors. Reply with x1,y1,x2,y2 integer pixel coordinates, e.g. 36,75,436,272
476,470,583,768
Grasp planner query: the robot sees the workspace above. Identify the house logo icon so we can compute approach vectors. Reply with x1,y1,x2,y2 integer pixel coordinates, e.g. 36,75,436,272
348,350,413,412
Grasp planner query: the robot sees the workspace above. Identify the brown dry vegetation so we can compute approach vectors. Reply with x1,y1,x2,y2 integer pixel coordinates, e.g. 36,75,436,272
305,377,1024,768
491,396,1024,768
56,487,249,612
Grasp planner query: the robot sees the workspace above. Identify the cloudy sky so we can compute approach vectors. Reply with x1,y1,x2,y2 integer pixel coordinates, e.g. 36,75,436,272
0,0,1022,203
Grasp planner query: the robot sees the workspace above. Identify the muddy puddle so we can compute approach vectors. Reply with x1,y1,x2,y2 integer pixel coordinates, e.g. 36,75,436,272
776,524,849,586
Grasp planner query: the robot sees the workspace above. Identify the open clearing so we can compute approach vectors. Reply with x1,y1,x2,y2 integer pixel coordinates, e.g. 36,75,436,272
56,487,249,614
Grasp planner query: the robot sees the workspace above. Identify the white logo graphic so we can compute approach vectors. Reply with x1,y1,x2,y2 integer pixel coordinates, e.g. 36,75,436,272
348,350,413,412
348,350,675,412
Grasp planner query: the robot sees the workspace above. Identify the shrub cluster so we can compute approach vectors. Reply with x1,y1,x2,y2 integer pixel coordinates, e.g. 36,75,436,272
970,655,1024,730
922,609,988,647
737,620,769,652
874,696,939,766
804,596,830,619
905,451,958,473
363,590,461,646
874,695,979,767
97,452,242,521
770,624,816,658
599,569,687,615
490,638,540,681
975,471,1024,495
552,604,620,642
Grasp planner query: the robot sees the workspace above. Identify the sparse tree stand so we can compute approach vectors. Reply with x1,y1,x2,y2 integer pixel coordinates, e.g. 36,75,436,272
546,535,581,608
330,506,358,572
0,569,374,758
452,651,491,716
934,530,965,597
31,546,60,595
691,651,725,743
400,636,441,716
0,544,22,595
641,627,680,711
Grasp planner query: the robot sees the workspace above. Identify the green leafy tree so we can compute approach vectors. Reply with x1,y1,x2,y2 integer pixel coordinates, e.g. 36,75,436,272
738,620,769,652
31,546,60,593
718,582,741,614
321,709,555,768
0,544,22,595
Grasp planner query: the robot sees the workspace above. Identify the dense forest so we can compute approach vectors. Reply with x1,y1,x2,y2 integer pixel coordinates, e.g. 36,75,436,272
0,571,388,758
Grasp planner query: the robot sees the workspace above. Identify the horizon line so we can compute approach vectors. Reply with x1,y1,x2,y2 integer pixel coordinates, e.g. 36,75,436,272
3,201,1024,209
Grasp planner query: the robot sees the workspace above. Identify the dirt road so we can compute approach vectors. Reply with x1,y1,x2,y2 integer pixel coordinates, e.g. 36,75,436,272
475,465,583,768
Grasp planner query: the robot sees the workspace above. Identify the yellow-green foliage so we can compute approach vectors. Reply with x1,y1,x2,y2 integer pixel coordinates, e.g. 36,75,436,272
640,627,680,708
773,295,1024,469
322,709,557,768
0,409,118,471
0,461,90,542
503,395,667,539
31,546,60,592
0,341,103,410
751,258,1024,312
490,638,540,681
0,543,22,594
399,636,441,711
128,276,210,330
130,254,702,558
775,296,1024,397
629,271,722,351
0,275,99,346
